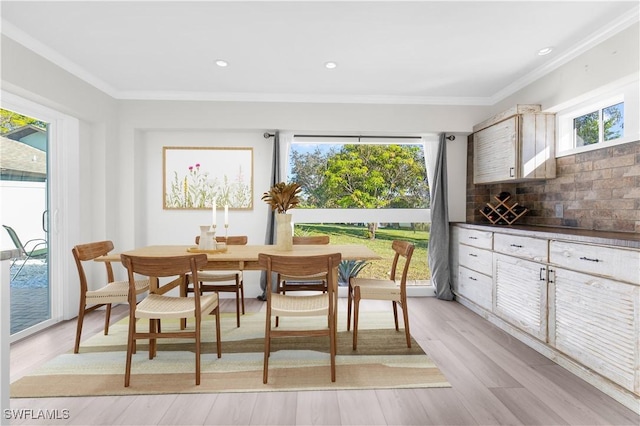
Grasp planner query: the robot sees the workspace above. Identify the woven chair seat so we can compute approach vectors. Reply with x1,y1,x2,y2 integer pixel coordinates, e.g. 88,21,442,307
350,277,400,300
270,292,329,317
136,293,219,319
85,279,149,305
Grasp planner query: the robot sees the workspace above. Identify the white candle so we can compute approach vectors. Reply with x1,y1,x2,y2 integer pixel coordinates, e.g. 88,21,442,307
212,197,217,228
224,204,229,226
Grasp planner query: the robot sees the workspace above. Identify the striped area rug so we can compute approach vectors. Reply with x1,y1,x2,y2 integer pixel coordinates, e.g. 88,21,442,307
11,311,449,397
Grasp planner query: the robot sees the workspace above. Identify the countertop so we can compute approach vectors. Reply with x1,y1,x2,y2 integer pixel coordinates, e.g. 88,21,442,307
452,222,640,249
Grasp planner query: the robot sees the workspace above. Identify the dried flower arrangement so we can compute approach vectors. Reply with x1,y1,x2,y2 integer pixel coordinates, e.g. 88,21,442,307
261,182,302,214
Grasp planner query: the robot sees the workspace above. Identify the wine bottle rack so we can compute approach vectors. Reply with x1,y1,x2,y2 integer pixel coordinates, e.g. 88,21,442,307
480,195,528,225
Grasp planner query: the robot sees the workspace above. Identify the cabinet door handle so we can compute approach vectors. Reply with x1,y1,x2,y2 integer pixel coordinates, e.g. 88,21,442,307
579,256,601,262
509,167,515,177
548,268,554,284
539,267,546,281
510,244,523,248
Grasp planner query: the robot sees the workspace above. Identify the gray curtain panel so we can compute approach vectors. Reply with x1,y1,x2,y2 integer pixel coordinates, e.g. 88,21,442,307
258,131,281,300
428,133,454,300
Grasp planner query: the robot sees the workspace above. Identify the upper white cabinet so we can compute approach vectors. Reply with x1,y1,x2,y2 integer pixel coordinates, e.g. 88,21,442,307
473,104,556,184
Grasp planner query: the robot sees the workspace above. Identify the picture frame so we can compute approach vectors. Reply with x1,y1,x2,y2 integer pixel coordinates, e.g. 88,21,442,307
163,146,253,210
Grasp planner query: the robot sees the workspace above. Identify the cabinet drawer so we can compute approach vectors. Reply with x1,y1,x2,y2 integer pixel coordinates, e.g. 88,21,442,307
550,268,639,393
459,244,492,276
458,228,493,250
549,241,640,284
457,266,493,311
494,233,547,262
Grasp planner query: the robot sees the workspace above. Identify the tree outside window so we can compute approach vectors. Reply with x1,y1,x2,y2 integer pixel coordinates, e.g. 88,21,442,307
574,102,624,147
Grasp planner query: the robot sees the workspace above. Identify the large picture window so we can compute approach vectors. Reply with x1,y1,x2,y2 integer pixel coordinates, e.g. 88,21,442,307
282,134,433,281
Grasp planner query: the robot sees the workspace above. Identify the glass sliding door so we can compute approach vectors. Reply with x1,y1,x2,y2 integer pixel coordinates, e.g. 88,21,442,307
0,109,50,335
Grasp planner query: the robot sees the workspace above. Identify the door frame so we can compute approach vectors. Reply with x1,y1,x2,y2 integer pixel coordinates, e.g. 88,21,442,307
1,91,80,343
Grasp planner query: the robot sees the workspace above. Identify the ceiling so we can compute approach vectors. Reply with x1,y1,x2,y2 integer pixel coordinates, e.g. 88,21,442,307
1,1,638,105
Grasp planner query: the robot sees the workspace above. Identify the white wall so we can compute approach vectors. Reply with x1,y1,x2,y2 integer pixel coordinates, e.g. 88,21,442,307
0,182,46,251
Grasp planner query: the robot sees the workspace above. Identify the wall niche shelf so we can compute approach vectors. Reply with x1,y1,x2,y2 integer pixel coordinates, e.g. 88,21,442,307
480,193,527,225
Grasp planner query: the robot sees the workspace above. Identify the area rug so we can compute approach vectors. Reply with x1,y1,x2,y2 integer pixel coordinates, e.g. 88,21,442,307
11,311,450,397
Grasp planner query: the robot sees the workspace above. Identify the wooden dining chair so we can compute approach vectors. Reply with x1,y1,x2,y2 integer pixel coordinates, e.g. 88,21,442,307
121,253,222,387
278,235,331,294
347,240,415,350
259,251,342,383
72,240,149,354
186,235,248,327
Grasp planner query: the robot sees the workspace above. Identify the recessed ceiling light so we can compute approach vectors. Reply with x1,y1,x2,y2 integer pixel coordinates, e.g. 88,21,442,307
537,47,553,56
215,59,228,67
325,61,337,69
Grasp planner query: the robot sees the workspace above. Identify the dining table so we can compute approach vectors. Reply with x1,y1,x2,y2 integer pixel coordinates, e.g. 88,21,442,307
98,243,381,294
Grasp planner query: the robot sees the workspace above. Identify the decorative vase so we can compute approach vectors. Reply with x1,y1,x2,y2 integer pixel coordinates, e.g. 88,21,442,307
198,226,210,250
275,213,293,251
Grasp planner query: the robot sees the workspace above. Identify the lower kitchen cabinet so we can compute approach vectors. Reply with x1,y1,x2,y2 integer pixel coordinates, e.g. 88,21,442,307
550,267,639,395
494,253,548,341
450,224,640,412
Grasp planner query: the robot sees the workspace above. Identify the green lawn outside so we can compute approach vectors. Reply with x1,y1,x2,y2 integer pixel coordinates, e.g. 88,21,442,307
295,224,430,280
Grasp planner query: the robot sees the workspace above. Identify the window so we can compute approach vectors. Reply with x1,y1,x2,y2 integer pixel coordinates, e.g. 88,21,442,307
289,140,429,209
282,135,432,226
574,102,624,147
281,134,434,282
556,77,638,157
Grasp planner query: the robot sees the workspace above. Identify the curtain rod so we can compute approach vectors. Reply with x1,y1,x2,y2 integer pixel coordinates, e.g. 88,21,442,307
263,133,455,141
293,134,421,140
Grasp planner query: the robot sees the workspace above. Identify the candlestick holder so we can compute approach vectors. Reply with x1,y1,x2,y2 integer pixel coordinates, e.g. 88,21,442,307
224,224,229,241
210,224,217,249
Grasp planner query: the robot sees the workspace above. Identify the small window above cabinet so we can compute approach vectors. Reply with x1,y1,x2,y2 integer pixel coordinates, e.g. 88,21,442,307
473,104,556,184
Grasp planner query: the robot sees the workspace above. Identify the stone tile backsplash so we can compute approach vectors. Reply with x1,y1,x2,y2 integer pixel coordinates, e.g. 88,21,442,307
467,139,640,233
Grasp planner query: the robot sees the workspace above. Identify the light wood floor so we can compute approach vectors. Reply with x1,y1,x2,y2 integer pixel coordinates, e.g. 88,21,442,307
9,297,640,425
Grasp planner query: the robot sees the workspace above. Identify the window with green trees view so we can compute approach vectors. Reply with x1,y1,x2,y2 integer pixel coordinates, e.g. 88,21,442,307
289,142,429,210
285,138,431,281
574,102,624,147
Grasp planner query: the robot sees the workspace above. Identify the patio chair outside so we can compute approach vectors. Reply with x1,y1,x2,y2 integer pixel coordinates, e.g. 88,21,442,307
2,224,48,279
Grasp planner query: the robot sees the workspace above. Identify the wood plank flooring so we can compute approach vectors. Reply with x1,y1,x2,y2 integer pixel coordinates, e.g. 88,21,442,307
8,297,640,425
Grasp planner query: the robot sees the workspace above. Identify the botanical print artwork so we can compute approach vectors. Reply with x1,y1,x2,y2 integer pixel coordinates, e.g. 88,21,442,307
163,147,253,209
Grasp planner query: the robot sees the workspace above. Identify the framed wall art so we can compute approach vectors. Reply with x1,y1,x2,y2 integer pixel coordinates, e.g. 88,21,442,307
163,146,253,210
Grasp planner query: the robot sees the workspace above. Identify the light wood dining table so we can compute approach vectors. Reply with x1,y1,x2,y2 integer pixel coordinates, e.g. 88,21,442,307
98,244,381,294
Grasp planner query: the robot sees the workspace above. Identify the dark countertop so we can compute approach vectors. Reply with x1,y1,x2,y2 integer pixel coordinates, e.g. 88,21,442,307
452,222,640,249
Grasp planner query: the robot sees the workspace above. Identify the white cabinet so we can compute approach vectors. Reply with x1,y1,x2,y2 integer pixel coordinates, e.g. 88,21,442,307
550,268,639,394
493,233,549,342
451,224,640,411
494,254,548,341
453,228,494,311
549,240,640,396
473,105,556,184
